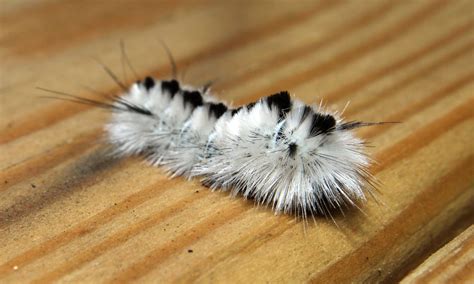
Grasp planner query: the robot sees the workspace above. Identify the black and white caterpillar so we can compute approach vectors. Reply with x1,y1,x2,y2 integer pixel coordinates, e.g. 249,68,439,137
79,72,383,219
46,69,382,219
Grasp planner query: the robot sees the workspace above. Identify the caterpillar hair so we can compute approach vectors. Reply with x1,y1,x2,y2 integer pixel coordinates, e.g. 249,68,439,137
41,54,387,220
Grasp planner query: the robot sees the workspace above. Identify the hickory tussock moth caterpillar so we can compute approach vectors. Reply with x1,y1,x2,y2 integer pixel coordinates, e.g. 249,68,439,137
42,47,386,220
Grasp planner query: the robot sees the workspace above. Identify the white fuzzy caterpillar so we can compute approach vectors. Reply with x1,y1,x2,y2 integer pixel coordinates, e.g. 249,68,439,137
92,75,379,218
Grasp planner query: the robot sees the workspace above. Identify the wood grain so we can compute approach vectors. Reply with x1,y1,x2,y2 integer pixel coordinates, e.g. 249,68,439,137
401,225,474,284
1,0,473,283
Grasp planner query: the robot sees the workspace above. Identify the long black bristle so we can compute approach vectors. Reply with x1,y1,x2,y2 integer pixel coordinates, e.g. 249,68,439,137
37,87,153,116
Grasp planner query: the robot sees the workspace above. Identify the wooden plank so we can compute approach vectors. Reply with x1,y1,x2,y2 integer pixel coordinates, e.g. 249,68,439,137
401,225,474,284
0,0,473,282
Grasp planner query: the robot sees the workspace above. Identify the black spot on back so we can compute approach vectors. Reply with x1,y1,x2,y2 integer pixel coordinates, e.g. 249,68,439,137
309,113,336,136
161,80,180,97
301,106,314,121
209,103,228,119
288,143,297,158
246,102,256,111
182,90,203,109
266,91,292,118
231,107,242,116
144,76,155,91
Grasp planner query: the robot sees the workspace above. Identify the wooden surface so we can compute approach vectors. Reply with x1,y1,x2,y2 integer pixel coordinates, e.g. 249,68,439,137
401,225,474,284
1,0,473,283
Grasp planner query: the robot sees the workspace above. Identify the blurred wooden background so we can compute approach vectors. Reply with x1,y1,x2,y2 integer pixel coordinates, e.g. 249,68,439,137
1,0,473,283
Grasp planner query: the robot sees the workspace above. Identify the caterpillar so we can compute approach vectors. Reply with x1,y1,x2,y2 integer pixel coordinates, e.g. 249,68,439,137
43,58,383,220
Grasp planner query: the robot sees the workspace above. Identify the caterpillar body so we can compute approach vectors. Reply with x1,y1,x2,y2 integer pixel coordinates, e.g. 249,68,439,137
97,75,377,218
